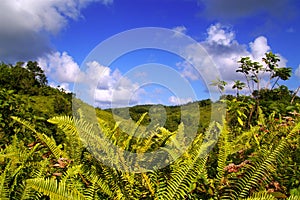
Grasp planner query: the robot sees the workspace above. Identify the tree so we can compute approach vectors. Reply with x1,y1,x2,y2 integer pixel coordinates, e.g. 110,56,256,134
271,67,292,89
236,52,292,95
25,61,48,87
0,89,33,146
232,80,246,97
236,57,263,94
210,78,227,95
262,52,292,89
0,61,48,95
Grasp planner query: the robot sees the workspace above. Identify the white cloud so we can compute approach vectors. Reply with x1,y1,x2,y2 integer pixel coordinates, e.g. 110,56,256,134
0,0,112,33
168,96,193,105
295,65,300,78
85,61,114,90
177,23,248,82
94,76,142,107
249,36,270,60
83,61,143,107
38,51,83,83
49,82,71,93
38,51,144,107
176,61,200,81
177,23,289,94
206,23,235,46
0,0,112,62
172,26,187,37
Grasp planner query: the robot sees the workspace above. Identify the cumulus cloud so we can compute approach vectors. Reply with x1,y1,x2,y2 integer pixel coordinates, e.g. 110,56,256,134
86,62,143,107
0,0,112,62
199,0,294,20
38,53,142,107
177,23,248,82
206,23,235,46
177,23,289,93
38,51,83,83
85,61,115,90
249,36,270,60
168,96,193,105
91,62,142,107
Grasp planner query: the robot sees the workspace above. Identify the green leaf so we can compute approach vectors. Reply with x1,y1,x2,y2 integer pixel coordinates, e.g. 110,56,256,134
237,117,244,126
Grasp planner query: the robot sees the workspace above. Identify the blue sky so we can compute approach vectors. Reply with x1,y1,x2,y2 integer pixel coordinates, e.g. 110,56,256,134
0,0,300,108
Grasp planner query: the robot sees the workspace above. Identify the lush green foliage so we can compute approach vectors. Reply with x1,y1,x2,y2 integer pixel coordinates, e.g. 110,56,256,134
0,57,300,199
0,108,299,199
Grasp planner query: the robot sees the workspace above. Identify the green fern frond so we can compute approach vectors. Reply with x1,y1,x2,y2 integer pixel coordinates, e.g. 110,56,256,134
48,116,98,162
161,155,208,200
291,121,300,135
229,125,297,199
31,159,50,179
242,191,276,200
84,182,96,200
156,128,212,200
141,173,155,196
0,149,18,162
288,195,300,200
125,112,148,152
83,166,115,198
12,116,66,159
0,161,10,200
216,121,231,184
18,182,42,200
48,116,79,137
11,143,40,178
26,178,86,200
61,165,82,182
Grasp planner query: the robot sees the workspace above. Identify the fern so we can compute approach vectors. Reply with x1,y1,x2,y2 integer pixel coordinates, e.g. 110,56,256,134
288,195,300,200
225,121,299,199
0,161,10,200
48,116,84,162
216,121,231,184
141,173,155,197
12,116,66,159
241,191,276,200
26,178,86,200
61,165,82,182
242,192,300,200
155,124,218,200
48,116,117,166
82,165,115,198
18,182,42,200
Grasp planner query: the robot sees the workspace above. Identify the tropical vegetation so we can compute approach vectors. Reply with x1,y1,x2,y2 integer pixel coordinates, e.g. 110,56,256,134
0,52,300,199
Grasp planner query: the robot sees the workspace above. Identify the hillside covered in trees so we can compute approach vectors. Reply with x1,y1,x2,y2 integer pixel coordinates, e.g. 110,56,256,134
0,54,300,199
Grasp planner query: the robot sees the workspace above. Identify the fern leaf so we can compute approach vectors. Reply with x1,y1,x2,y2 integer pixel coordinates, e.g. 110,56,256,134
0,161,10,200
12,116,66,159
156,131,211,200
83,166,115,198
26,178,86,200
231,127,297,199
18,182,42,200
141,173,155,196
125,112,148,151
61,165,82,182
216,121,230,184
242,191,276,200
288,195,300,200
